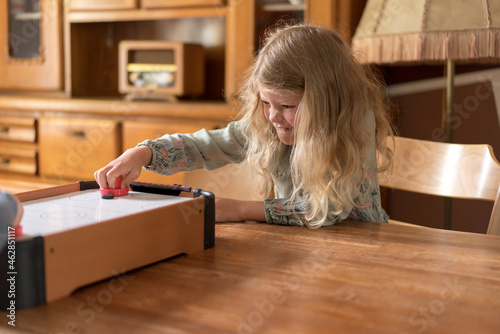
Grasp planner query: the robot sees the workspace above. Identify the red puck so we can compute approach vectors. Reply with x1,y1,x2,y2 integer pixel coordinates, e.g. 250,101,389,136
100,177,129,197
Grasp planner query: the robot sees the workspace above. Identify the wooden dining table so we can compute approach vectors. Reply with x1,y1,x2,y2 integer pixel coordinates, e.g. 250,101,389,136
1,221,500,334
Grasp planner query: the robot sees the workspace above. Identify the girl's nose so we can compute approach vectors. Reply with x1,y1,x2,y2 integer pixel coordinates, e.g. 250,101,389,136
268,107,283,122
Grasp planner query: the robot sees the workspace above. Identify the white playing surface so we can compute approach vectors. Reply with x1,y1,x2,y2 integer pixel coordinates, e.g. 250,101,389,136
20,190,192,237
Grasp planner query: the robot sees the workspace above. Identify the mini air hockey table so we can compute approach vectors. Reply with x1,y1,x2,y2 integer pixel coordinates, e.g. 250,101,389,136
0,181,214,309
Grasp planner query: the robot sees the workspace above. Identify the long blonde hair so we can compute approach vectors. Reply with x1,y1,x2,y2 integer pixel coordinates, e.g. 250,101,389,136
237,24,394,228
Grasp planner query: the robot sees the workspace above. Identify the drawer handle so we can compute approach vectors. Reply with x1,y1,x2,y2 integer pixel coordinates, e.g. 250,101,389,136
0,125,9,134
67,130,86,138
0,156,10,165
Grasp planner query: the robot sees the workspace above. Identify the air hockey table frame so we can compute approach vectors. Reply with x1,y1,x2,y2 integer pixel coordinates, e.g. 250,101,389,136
1,181,215,310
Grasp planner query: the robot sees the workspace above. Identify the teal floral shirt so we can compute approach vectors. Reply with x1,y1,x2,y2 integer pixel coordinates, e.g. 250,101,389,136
138,112,388,226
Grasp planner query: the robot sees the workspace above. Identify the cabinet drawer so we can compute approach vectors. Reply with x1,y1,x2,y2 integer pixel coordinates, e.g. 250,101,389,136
39,117,121,180
0,144,37,175
123,120,223,184
141,0,224,8
0,116,36,142
70,0,138,11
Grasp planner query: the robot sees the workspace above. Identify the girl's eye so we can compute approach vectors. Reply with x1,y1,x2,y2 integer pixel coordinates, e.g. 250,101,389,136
282,105,295,109
262,101,270,106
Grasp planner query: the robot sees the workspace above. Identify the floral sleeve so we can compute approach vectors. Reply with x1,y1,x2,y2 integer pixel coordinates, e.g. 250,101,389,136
264,196,319,226
264,172,388,226
137,121,247,176
345,171,389,223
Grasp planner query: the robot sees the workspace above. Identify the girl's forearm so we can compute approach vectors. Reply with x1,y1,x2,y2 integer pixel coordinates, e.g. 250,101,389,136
240,200,266,222
215,198,266,222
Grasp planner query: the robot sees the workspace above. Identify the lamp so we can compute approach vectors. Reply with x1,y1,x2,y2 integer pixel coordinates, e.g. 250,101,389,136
351,0,500,143
351,0,500,230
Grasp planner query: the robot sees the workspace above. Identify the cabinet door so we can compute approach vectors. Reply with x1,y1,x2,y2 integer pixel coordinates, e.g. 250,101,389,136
0,0,63,91
69,0,138,11
141,0,224,9
123,120,223,185
39,117,121,181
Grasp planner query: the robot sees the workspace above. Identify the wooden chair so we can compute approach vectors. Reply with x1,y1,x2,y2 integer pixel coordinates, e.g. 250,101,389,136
379,136,500,235
182,161,266,201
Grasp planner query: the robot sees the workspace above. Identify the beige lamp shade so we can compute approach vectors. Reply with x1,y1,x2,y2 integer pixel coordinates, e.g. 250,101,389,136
351,0,500,64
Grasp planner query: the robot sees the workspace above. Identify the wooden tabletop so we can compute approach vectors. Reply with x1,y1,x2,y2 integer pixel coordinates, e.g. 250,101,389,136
2,221,500,334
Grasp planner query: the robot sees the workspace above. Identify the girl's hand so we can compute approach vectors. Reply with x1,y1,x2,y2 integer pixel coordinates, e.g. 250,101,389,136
94,146,152,189
215,197,266,222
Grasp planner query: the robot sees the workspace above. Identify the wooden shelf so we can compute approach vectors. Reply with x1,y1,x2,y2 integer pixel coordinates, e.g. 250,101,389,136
263,4,305,11
68,6,226,23
0,96,236,121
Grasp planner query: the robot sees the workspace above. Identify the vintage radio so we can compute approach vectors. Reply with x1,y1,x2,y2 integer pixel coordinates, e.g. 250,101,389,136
118,40,205,101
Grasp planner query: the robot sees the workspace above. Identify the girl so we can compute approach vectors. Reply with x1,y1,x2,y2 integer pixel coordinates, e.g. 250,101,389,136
95,23,394,228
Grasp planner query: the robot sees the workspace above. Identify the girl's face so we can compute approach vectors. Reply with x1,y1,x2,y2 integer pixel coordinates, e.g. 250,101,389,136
260,89,302,145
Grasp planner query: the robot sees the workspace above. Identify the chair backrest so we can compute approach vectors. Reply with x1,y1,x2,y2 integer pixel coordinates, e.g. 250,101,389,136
487,187,500,235
379,136,500,235
182,161,267,201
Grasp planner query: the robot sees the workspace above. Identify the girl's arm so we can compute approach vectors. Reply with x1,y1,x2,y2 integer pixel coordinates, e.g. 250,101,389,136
140,122,246,177
95,121,245,189
215,198,266,222
263,174,387,226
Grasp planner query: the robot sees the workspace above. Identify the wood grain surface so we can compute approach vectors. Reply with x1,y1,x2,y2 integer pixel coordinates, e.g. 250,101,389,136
2,221,500,334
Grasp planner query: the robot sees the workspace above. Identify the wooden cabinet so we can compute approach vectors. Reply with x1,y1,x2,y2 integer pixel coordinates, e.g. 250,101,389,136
0,115,37,175
0,0,367,187
0,0,63,91
122,119,224,184
38,117,121,180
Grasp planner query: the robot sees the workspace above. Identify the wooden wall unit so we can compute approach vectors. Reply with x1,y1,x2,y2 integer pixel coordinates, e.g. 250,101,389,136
0,0,366,187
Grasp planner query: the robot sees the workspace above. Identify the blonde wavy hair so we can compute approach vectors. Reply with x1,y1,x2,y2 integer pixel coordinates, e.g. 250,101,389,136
237,24,394,228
